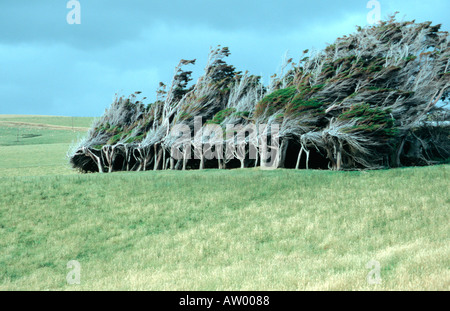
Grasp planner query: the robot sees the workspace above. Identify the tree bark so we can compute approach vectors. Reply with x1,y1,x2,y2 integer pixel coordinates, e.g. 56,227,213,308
199,154,205,170
278,139,289,168
175,159,182,170
182,149,187,171
296,146,304,169
395,136,407,167
336,141,343,171
85,148,103,173
154,146,162,171
305,148,310,170
162,148,166,170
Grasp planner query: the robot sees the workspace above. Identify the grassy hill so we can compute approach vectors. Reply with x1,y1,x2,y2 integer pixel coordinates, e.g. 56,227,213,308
0,115,448,290
0,115,94,129
0,115,93,177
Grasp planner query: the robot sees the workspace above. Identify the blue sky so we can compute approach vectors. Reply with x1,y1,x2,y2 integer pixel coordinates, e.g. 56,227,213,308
0,0,448,117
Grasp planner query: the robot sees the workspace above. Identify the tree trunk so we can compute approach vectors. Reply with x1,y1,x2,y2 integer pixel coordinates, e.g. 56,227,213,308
336,141,343,171
135,149,142,171
260,142,267,169
175,159,182,170
295,146,304,169
162,148,166,170
278,139,288,168
254,149,259,168
336,150,342,170
305,148,310,170
125,146,131,171
165,157,170,170
102,146,114,173
199,154,205,170
394,136,407,167
143,157,147,171
325,145,336,170
154,146,162,171
85,148,103,173
182,150,187,171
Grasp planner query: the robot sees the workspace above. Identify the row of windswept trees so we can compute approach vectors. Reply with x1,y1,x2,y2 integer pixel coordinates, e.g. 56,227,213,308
69,15,450,172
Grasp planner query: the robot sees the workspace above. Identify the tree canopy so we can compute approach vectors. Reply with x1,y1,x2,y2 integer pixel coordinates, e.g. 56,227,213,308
69,15,450,173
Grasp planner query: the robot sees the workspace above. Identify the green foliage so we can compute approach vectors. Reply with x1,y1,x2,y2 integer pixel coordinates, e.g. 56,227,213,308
405,55,417,62
107,133,122,145
255,86,297,117
177,111,192,121
124,134,145,144
367,65,383,73
285,94,324,117
206,108,236,124
339,103,397,138
256,85,326,119
232,111,250,118
325,43,336,52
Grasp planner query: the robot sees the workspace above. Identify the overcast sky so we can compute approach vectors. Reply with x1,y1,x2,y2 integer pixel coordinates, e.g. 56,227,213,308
0,0,448,117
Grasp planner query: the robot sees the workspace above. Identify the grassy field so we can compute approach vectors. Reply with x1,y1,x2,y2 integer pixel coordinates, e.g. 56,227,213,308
0,114,94,129
0,115,449,290
0,115,93,177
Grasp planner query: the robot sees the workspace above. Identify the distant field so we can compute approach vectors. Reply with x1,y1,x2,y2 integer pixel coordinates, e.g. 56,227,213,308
0,115,94,129
0,115,93,177
0,115,449,290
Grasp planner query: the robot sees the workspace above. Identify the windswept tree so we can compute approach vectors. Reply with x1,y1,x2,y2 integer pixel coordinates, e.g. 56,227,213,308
69,15,449,172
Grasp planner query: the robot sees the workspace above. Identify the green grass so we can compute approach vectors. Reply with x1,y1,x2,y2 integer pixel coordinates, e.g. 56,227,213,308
0,115,449,290
0,115,90,177
0,143,76,177
0,126,84,147
0,115,94,128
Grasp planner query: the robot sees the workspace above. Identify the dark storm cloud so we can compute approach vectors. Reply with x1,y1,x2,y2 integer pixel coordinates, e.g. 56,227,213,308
0,0,448,116
0,0,365,48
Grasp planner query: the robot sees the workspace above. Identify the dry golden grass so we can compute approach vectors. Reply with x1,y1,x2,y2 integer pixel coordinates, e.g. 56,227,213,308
0,115,448,291
0,167,448,290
